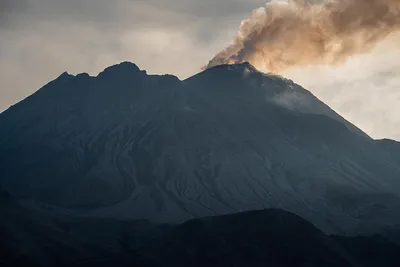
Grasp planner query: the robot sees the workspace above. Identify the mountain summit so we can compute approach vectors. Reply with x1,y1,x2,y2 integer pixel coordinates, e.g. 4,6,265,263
1,62,400,234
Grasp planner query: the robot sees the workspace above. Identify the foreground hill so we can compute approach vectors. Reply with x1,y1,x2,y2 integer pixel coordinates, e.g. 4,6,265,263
1,62,400,234
1,198,399,267
0,186,102,266
130,209,400,267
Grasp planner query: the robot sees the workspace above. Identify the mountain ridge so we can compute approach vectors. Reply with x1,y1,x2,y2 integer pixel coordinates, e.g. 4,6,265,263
1,61,400,235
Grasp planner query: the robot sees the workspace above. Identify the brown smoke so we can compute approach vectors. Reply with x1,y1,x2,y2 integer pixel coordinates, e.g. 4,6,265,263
205,0,400,73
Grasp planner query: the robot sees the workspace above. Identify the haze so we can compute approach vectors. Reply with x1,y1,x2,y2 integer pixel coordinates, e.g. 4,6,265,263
1,0,400,140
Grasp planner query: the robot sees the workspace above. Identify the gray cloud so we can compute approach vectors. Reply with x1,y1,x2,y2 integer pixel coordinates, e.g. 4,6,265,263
137,0,267,18
0,0,26,27
5,0,264,29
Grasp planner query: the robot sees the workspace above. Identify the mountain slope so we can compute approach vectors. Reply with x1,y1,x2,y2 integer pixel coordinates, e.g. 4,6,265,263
1,62,400,234
377,139,400,165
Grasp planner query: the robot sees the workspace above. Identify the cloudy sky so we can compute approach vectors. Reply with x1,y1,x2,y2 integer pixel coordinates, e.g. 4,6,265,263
1,0,400,140
0,0,266,110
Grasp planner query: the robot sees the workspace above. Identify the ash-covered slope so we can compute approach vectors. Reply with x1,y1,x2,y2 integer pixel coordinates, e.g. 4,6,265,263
1,61,400,234
376,139,400,165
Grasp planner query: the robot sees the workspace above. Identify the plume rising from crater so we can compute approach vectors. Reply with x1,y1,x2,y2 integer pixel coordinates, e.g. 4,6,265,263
205,0,400,73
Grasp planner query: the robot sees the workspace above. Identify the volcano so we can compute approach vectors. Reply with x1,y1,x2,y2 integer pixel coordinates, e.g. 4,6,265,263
1,61,400,235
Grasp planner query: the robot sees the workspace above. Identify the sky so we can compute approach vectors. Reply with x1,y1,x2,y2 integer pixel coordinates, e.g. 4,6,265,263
1,0,400,140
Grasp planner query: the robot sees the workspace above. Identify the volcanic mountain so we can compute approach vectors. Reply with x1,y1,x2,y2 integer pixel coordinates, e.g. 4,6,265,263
1,62,400,235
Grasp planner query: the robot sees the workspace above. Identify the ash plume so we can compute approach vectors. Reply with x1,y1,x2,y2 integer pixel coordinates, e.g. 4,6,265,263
205,0,400,73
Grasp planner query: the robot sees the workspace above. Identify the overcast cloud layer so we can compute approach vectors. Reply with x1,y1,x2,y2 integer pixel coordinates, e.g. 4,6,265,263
1,0,400,140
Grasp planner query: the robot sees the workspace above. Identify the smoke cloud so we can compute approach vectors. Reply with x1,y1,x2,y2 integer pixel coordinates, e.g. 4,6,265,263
205,0,400,73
